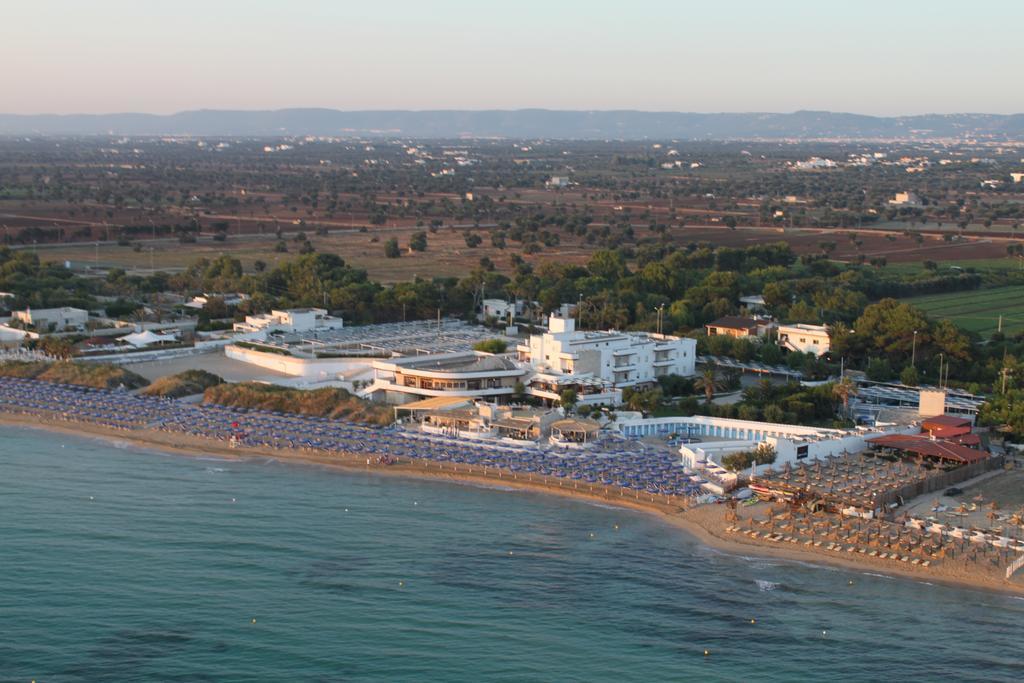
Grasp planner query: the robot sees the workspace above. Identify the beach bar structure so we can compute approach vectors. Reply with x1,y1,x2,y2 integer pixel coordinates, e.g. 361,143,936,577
865,434,989,468
549,418,601,447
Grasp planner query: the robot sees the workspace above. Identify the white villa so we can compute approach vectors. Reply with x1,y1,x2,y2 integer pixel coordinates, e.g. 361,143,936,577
777,323,831,357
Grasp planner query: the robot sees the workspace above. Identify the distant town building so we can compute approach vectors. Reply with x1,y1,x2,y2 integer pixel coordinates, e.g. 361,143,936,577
777,323,831,356
1011,172,1024,184
705,316,773,339
793,157,837,170
545,176,571,189
889,191,922,207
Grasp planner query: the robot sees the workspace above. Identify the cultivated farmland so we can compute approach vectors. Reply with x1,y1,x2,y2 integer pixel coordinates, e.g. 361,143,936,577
901,285,1024,337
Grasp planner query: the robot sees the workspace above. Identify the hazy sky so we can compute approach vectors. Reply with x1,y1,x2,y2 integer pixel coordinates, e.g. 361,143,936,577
3,0,1022,116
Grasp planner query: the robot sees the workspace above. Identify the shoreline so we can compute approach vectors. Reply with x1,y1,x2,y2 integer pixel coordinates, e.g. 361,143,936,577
2,412,1023,598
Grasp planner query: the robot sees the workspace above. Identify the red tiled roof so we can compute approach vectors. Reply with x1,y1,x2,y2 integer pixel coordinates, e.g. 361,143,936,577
926,424,972,439
950,433,982,447
921,415,972,430
866,434,988,464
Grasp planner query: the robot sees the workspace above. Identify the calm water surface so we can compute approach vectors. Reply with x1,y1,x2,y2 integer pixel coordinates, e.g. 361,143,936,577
1,425,1022,682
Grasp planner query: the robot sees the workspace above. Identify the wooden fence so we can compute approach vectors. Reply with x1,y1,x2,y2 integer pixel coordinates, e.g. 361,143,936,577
1007,553,1024,580
877,456,1006,509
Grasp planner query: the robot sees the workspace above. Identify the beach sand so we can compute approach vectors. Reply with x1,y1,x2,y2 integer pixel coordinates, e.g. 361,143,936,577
3,411,1022,597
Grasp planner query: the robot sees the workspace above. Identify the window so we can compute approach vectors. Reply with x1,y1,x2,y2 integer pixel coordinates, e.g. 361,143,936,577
796,445,809,459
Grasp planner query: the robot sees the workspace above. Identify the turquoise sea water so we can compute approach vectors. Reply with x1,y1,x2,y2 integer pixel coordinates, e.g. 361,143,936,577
1,425,1022,682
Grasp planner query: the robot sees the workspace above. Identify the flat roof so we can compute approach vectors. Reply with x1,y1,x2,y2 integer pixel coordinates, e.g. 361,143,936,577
395,396,471,412
707,316,760,330
399,354,518,372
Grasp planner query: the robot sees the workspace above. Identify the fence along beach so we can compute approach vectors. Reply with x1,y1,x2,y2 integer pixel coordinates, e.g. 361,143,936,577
1,374,1022,596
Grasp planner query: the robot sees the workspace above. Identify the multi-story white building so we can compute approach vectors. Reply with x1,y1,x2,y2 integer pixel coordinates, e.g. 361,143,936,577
233,308,344,335
777,323,831,357
517,315,696,388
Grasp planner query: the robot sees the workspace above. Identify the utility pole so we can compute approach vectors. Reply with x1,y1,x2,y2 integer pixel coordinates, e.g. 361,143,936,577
1002,367,1011,394
998,315,1003,333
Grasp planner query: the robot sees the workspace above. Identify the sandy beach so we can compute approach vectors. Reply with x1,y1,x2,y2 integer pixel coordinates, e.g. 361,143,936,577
3,410,1023,598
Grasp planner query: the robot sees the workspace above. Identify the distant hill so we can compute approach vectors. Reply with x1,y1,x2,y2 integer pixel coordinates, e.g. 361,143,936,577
2,108,1024,140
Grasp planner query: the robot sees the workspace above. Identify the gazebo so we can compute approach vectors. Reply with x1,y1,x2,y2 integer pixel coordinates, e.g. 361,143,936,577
549,418,601,446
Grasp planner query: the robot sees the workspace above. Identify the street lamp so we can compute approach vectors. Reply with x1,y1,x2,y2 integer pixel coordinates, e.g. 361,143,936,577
911,329,919,368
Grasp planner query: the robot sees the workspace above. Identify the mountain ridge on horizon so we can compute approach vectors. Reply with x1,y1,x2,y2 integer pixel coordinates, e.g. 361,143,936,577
2,108,1023,139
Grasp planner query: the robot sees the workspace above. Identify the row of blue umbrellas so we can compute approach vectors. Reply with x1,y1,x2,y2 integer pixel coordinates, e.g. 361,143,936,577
0,377,705,498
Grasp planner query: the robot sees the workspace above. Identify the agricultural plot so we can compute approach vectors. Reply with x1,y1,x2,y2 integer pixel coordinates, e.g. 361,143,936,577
901,286,1024,337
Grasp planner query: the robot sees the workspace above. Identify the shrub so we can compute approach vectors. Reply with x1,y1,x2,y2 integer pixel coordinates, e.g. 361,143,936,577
472,339,508,353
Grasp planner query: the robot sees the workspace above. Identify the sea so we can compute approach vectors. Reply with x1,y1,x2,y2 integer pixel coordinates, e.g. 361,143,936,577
1,424,1022,682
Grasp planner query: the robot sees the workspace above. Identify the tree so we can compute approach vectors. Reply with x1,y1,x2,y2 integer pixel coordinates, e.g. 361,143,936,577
900,365,920,386
866,357,894,381
473,338,508,354
831,377,857,417
694,363,722,404
384,238,400,258
410,231,428,252
559,388,578,411
624,387,662,414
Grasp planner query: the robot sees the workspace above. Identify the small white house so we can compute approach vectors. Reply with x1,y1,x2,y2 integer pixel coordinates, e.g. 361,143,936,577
233,308,343,334
184,293,251,309
777,323,830,357
12,307,89,332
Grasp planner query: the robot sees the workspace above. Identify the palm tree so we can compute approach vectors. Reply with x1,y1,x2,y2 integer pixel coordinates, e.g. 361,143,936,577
694,363,722,404
832,376,857,418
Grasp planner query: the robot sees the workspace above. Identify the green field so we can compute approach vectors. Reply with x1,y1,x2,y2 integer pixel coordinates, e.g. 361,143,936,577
902,285,1024,336
882,258,1024,276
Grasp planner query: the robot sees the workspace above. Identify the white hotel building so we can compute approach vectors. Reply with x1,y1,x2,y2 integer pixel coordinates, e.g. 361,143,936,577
358,315,696,407
517,314,696,388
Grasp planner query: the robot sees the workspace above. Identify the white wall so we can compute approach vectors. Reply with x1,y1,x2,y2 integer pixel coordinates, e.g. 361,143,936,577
225,344,375,382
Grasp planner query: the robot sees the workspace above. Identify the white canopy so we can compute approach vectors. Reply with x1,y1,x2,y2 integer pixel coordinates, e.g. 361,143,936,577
120,330,177,348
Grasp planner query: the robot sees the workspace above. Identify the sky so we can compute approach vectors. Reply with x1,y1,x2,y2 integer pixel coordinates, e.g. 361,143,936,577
3,0,1022,116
